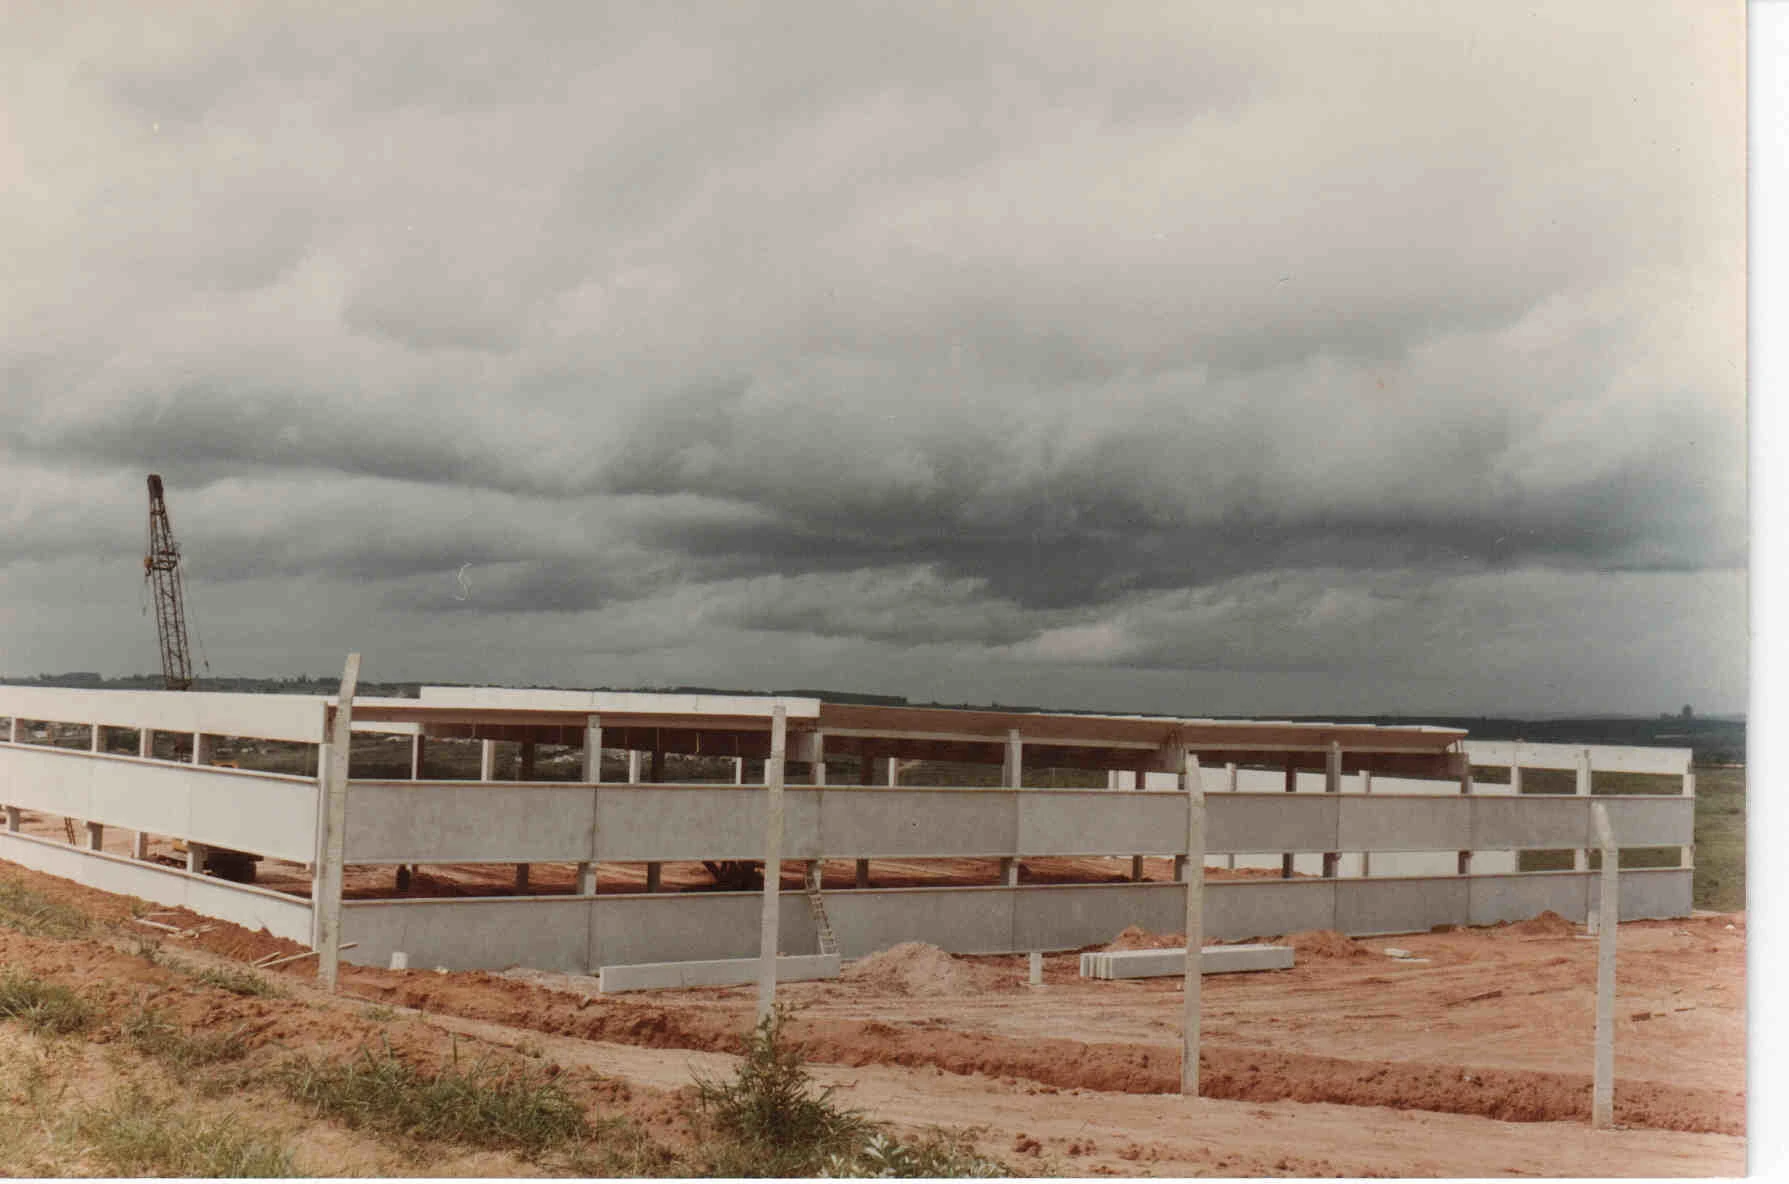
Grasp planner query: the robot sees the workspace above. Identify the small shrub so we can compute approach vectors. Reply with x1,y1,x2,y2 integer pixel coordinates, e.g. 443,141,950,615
63,1087,299,1177
0,970,93,1036
0,879,89,939
123,1006,250,1069
277,1039,589,1156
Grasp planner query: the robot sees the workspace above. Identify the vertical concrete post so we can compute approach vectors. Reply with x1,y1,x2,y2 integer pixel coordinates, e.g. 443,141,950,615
1105,769,1120,790
316,653,361,994
1457,761,1475,876
6,717,18,744
627,750,642,784
885,756,899,786
193,732,213,766
1574,749,1593,872
1028,950,1043,987
579,716,601,896
1130,855,1146,882
1591,802,1618,1129
479,739,496,783
1359,769,1374,878
139,728,153,759
409,734,425,779
734,756,745,785
812,731,827,787
90,725,104,753
1003,729,1022,789
1224,763,1238,870
999,857,1020,886
1680,769,1696,869
757,705,787,1023
84,821,103,851
3,805,19,832
187,842,207,873
131,831,149,860
1181,750,1206,1098
1322,741,1342,879
1281,759,1297,879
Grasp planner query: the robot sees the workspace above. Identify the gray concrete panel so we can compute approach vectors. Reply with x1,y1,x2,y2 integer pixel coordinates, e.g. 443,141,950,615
1204,879,1336,940
1471,796,1588,849
599,954,839,992
595,786,821,860
346,783,594,863
1207,794,1339,854
824,887,1016,957
1598,797,1695,848
590,893,819,966
1010,883,1183,951
816,789,1017,858
183,769,319,863
1336,796,1469,852
341,898,591,973
1591,868,1693,921
1016,791,1183,856
1335,876,1470,935
1467,872,1590,926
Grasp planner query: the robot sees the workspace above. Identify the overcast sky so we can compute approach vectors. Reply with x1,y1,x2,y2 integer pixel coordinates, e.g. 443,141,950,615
0,1,1746,716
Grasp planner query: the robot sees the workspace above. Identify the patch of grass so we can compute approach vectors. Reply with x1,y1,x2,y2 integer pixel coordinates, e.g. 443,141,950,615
63,1086,300,1177
277,1038,589,1156
0,877,90,938
362,1004,398,1023
123,1005,250,1070
825,1128,1009,1178
0,969,94,1036
171,958,287,998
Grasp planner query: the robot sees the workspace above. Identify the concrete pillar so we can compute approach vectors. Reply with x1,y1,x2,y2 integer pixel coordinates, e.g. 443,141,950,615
578,863,598,895
131,831,149,860
519,741,536,781
1106,769,1120,790
90,725,104,753
756,705,788,1023
627,750,642,784
410,734,425,779
885,756,899,786
578,715,602,895
1281,760,1297,879
812,731,826,786
1591,801,1618,1129
1028,950,1043,987
138,729,153,759
1003,729,1022,789
84,821,103,851
999,857,1019,886
316,653,361,993
1457,762,1475,875
1181,750,1206,1098
479,739,496,782
1681,770,1696,869
1224,763,1238,870
1322,741,1342,879
734,756,745,785
645,862,662,893
1359,769,1374,877
187,842,207,874
3,805,19,832
1573,749,1592,872
1510,762,1523,795
193,732,214,766
6,717,19,744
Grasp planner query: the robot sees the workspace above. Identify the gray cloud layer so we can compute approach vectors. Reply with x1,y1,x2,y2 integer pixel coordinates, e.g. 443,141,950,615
0,1,1745,714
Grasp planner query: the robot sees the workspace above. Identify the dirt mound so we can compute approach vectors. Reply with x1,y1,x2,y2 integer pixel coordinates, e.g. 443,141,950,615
840,942,987,996
1284,930,1373,960
1105,925,1186,952
1504,910,1578,937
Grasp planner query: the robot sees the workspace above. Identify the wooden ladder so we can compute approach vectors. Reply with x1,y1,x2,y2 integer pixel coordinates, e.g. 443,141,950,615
804,861,839,956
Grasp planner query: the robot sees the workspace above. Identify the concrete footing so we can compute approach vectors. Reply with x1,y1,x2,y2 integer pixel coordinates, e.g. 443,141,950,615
1079,943,1294,980
598,953,841,993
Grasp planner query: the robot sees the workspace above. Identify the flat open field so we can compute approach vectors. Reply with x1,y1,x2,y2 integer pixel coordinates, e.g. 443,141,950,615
0,854,1745,1177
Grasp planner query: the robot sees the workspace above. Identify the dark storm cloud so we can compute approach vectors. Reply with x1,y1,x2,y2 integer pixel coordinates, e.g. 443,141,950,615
0,1,1745,712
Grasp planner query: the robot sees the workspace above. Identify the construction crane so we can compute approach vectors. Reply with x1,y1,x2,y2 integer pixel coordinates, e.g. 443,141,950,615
144,474,196,691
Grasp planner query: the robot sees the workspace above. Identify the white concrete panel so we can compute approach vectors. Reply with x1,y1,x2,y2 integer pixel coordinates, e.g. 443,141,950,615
341,898,591,973
825,887,1017,957
1471,796,1589,849
417,686,822,719
1336,796,1469,852
0,830,313,943
0,687,326,744
1591,868,1694,921
1598,797,1695,848
1467,872,1591,926
1011,883,1183,951
816,788,1017,858
1335,876,1470,935
1204,879,1337,940
594,786,821,861
1207,794,1339,854
592,894,818,966
346,783,595,863
1015,791,1184,856
1464,741,1690,776
0,745,317,862
599,954,839,992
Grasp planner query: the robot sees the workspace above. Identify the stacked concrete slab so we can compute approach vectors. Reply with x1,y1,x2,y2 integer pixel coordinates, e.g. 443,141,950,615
1079,943,1294,979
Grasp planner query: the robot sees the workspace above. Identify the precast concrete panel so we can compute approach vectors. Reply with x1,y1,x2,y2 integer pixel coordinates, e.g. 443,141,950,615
1598,797,1695,848
183,769,319,863
1335,876,1470,935
595,786,816,861
1467,872,1590,926
1011,882,1183,950
1207,793,1339,854
1016,791,1183,856
1464,741,1690,776
590,893,818,967
1336,795,1468,852
0,687,328,744
1471,796,1588,849
825,887,1016,957
0,830,313,943
816,788,1017,858
342,898,591,973
345,783,595,863
1204,879,1336,940
1591,868,1694,921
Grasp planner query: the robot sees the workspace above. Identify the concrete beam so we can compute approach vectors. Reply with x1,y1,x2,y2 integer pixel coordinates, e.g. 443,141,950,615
1082,943,1293,979
601,953,839,994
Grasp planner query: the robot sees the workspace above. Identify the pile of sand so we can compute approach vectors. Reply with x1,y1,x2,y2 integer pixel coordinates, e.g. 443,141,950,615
1105,925,1188,952
840,942,986,996
1284,930,1373,960
1503,910,1578,937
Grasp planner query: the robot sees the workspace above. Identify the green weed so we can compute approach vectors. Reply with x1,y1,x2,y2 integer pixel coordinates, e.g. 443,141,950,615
0,969,93,1035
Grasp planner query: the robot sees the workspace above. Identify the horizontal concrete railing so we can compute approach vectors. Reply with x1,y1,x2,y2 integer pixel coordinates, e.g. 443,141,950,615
0,686,329,745
340,781,1693,865
0,741,318,863
1462,740,1691,776
336,867,1693,973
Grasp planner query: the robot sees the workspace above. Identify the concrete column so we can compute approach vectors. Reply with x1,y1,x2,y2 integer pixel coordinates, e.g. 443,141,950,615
193,732,214,766
1181,750,1206,1098
6,717,19,743
1106,769,1120,790
1028,950,1043,987
138,729,153,759
84,821,103,851
131,831,149,860
1456,762,1475,875
519,741,536,781
1573,749,1592,872
1591,802,1618,1129
734,756,745,785
999,857,1020,886
1359,769,1374,878
3,805,19,832
410,734,425,779
627,750,642,784
1224,763,1237,870
756,705,788,1023
316,653,361,993
90,725,104,753
1681,770,1696,869
1003,729,1022,789
645,862,662,893
578,715,601,895
479,739,496,782
1510,762,1523,795
1281,760,1297,879
187,842,208,874
1322,741,1342,879
885,756,899,786
812,731,826,786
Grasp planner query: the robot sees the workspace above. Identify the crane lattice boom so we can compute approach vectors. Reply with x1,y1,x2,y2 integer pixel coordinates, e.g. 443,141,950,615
145,473,195,691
